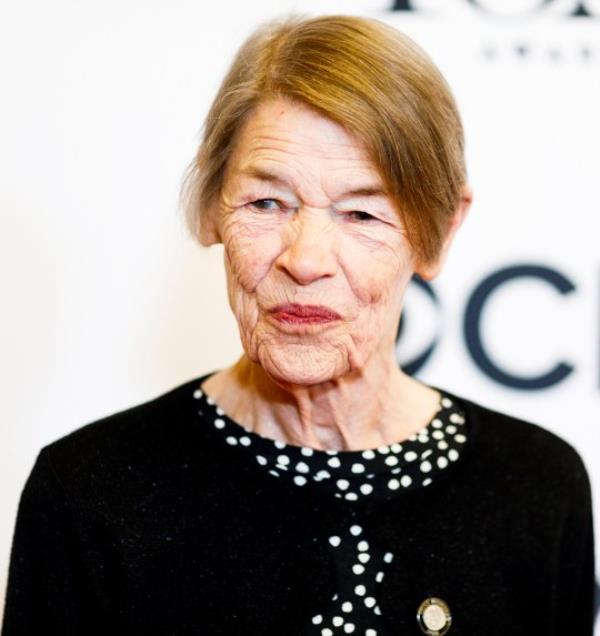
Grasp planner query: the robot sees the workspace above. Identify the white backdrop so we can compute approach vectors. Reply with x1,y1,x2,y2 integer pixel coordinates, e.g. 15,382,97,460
1,0,599,629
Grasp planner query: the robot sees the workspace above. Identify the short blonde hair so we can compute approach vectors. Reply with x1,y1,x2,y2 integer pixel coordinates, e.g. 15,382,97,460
181,14,467,266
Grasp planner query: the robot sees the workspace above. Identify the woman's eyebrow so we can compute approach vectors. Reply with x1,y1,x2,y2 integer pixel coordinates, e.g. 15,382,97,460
237,165,388,198
237,166,292,189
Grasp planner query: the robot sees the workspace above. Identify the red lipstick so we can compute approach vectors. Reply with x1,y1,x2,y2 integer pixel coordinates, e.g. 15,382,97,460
269,303,341,325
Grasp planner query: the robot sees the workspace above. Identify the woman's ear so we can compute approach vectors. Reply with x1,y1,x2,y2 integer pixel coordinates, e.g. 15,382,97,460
198,201,222,246
416,185,473,281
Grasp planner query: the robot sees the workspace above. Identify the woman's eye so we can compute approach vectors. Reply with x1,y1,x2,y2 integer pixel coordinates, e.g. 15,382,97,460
347,210,376,222
249,198,281,211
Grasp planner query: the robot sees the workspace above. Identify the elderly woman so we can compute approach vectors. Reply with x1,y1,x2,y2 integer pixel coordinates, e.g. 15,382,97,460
2,14,595,636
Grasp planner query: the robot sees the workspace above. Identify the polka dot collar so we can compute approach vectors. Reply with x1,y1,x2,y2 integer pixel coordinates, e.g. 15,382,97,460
193,385,467,502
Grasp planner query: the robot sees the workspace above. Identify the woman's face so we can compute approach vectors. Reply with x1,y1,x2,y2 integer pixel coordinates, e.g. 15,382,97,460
214,97,423,386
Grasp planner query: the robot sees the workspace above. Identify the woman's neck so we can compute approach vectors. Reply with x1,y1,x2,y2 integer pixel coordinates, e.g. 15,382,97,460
201,355,441,451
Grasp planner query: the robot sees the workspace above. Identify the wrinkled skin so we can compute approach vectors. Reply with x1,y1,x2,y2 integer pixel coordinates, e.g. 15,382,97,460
201,98,471,450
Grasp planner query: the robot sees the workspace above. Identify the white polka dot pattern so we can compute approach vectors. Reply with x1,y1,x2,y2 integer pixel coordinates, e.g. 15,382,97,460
193,384,467,635
309,524,396,635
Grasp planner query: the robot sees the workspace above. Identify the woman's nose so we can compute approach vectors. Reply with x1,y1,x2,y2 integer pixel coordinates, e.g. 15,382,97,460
275,211,338,285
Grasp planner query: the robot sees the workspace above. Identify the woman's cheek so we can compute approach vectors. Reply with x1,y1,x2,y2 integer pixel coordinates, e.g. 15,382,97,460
223,226,283,350
223,253,260,354
223,219,282,293
340,233,410,308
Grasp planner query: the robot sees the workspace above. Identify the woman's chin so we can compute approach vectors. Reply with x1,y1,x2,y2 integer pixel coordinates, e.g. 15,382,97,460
255,343,351,387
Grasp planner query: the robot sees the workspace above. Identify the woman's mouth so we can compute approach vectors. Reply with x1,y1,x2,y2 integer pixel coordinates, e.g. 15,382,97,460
269,303,342,325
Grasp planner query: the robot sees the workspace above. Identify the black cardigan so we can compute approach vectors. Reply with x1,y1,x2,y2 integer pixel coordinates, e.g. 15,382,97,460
1,375,596,635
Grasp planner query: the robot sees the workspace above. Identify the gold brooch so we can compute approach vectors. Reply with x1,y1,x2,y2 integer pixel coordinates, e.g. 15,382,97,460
416,597,452,635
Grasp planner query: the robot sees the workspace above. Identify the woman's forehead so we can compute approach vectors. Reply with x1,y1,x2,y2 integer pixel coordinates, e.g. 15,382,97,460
237,98,356,150
225,99,387,196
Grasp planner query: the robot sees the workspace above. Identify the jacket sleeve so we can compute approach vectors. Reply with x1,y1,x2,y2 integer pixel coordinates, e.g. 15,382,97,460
1,448,94,635
555,450,597,635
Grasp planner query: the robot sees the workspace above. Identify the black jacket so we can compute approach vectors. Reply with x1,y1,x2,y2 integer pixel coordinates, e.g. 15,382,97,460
1,375,596,635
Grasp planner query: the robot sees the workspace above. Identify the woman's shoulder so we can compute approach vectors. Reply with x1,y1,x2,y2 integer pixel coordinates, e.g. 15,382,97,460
37,376,207,486
439,387,590,487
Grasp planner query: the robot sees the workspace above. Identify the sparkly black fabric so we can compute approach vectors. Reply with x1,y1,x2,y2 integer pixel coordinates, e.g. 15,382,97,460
194,385,468,635
1,375,595,635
